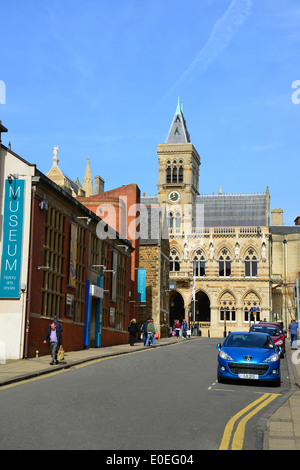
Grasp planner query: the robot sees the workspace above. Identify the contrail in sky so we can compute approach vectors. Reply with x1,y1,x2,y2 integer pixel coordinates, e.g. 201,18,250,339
169,0,253,93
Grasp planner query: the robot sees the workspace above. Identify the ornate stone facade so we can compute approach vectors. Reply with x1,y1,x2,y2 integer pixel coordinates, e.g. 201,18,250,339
141,100,300,337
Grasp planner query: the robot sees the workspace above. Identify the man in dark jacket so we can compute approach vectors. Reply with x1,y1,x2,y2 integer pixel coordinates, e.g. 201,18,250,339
128,319,138,346
43,321,62,365
141,318,150,345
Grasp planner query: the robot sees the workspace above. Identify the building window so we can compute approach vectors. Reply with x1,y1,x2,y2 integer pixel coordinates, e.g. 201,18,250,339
170,249,180,271
101,241,109,327
244,307,260,322
168,212,174,229
245,249,257,277
115,250,126,331
175,212,181,229
220,307,236,322
42,206,65,318
90,234,100,268
219,292,236,323
178,165,184,183
166,159,184,184
193,250,205,277
219,250,231,277
166,165,171,183
172,165,177,183
74,226,86,323
244,291,261,323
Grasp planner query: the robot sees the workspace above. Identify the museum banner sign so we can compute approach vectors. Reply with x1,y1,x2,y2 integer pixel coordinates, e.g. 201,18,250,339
0,179,25,298
137,268,146,303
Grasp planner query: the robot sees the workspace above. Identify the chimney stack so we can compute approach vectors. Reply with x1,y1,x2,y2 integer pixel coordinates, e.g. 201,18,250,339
94,175,105,195
271,208,283,225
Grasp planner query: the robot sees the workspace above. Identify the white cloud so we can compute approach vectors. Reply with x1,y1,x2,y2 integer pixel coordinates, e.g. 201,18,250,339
170,0,253,92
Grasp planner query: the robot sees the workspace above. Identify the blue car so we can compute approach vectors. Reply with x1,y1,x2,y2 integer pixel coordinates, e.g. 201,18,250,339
217,332,281,386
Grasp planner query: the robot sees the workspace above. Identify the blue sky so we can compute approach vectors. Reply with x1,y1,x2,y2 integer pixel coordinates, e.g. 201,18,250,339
1,0,300,225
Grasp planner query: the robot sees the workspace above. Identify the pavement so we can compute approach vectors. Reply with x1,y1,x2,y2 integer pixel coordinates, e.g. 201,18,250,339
0,336,182,387
1,335,300,450
262,341,300,450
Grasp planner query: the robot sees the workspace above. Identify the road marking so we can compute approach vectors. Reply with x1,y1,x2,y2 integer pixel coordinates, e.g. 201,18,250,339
0,344,171,389
0,341,187,390
208,382,234,392
0,370,67,390
73,348,149,369
219,393,280,450
231,393,279,450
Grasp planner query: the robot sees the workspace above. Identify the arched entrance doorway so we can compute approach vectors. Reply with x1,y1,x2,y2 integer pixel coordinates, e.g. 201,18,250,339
169,290,185,326
194,290,210,322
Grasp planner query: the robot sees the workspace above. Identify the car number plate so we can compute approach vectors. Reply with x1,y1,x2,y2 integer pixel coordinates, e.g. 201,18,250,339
238,373,259,380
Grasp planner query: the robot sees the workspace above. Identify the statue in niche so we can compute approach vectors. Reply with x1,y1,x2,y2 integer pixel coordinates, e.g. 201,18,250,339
209,234,214,261
261,234,267,262
235,235,240,261
183,236,189,260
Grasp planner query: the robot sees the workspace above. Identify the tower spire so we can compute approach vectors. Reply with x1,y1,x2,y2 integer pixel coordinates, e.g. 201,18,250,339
166,98,191,144
82,157,94,197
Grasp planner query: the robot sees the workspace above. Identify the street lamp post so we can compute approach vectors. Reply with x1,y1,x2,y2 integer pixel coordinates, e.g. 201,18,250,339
283,239,287,329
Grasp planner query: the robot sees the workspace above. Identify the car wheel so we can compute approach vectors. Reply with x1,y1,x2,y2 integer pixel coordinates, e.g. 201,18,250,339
217,371,226,384
273,374,281,387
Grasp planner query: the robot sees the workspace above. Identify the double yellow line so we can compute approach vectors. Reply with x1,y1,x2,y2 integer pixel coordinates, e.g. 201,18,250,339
219,393,280,450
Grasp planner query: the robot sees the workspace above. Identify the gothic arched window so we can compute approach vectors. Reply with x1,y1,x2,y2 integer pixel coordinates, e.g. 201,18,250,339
193,252,205,277
170,249,180,272
245,249,258,277
172,166,177,183
178,165,184,183
166,165,171,183
219,250,231,277
219,291,236,323
175,212,181,229
165,159,184,184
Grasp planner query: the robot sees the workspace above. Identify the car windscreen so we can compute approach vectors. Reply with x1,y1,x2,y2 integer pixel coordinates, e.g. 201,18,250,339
251,326,279,336
224,333,274,349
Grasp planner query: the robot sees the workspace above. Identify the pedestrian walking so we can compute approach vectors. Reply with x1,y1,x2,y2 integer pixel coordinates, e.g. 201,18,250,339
174,320,181,338
182,319,188,339
53,315,63,333
43,321,62,365
141,318,150,345
288,319,299,349
145,319,157,347
128,318,138,346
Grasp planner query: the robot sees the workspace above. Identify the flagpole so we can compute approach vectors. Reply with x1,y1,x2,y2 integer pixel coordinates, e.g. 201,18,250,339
193,265,196,322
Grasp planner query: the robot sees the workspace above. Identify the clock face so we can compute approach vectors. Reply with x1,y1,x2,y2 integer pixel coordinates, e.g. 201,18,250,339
168,190,181,204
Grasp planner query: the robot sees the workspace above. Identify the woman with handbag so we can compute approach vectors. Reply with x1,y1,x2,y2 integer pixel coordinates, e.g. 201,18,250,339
174,320,181,339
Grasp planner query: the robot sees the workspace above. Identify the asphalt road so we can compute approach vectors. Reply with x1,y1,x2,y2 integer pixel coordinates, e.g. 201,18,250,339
0,338,290,450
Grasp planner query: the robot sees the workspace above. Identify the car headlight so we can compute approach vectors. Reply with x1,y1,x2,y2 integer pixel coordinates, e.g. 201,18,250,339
276,340,283,345
219,350,234,361
263,353,280,363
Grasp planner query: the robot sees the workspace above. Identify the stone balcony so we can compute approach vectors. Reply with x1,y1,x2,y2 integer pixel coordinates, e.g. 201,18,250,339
169,226,264,238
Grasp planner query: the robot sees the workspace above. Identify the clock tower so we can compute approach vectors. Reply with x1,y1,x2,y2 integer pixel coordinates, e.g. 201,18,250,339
157,98,201,232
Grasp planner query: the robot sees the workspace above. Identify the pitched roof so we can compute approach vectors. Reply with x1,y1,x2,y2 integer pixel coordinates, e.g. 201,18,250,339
166,98,191,144
195,193,268,227
140,192,269,228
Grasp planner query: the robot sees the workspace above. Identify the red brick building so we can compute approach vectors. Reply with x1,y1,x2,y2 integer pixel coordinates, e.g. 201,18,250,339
0,125,135,358
77,183,141,324
26,172,134,357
